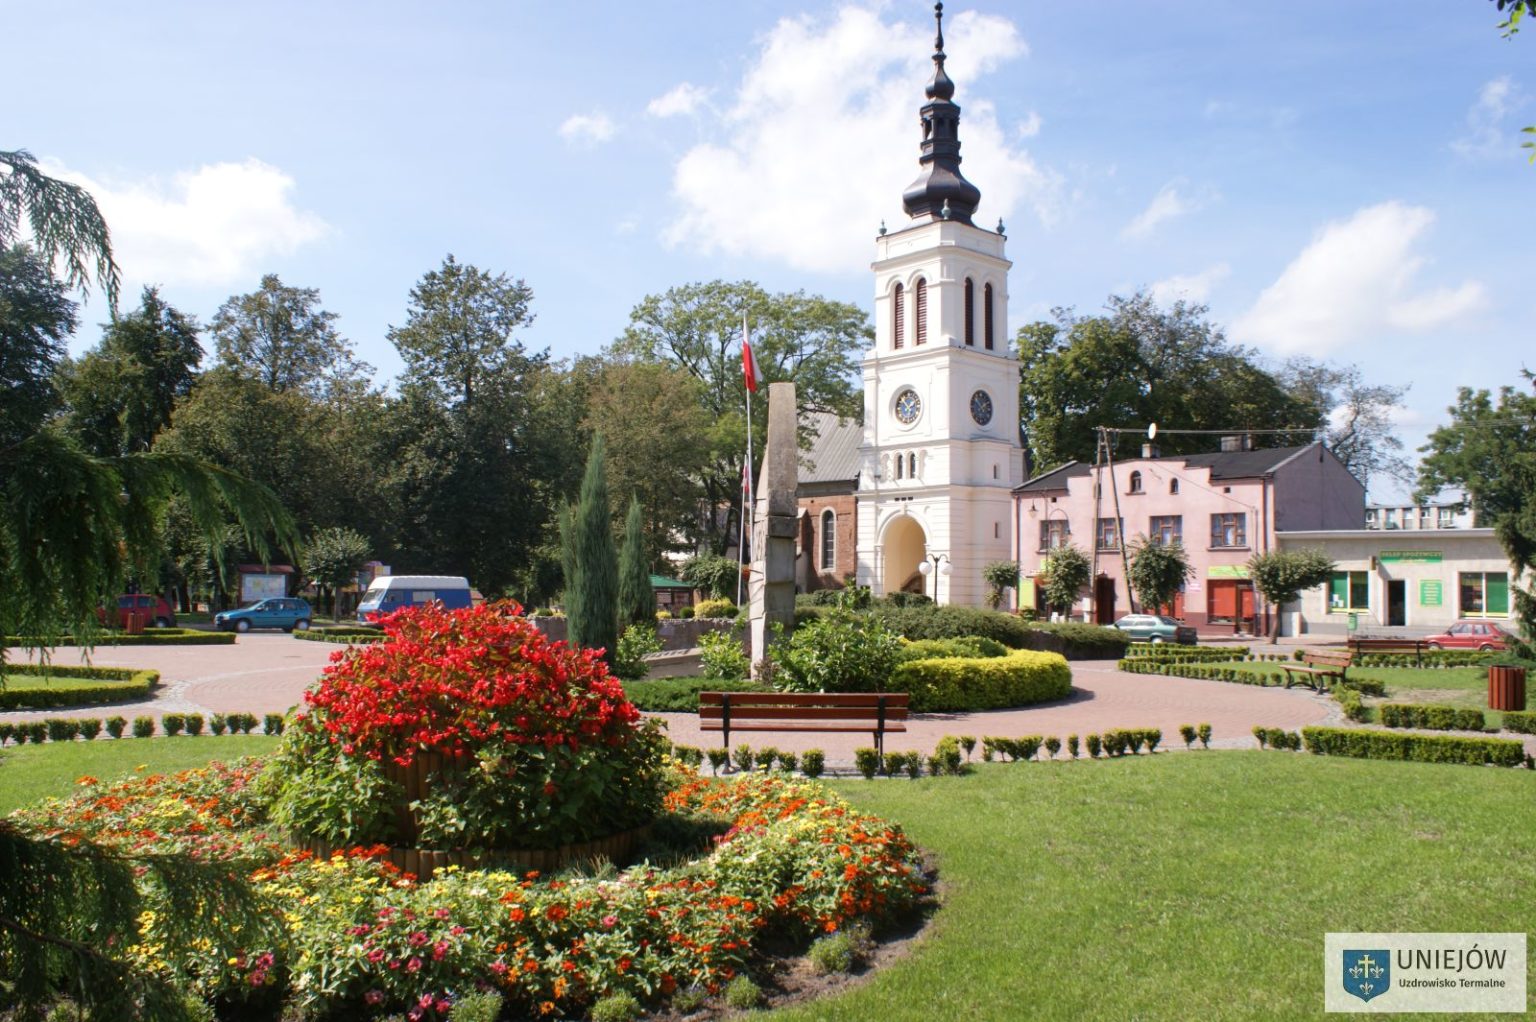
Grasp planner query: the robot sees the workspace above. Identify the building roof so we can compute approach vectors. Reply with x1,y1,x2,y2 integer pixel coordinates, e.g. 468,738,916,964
800,411,863,484
649,574,691,590
1013,443,1321,494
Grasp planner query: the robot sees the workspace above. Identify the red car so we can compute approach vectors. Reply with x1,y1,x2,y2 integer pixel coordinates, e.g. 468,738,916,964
1423,619,1511,651
99,593,177,629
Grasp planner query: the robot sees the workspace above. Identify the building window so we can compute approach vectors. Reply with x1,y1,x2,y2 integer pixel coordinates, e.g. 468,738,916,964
1128,470,1143,494
1437,507,1456,528
892,282,904,349
895,454,904,480
908,452,917,478
820,509,835,571
1384,508,1398,529
1150,515,1182,546
1096,517,1122,551
1169,478,1179,495
1210,512,1247,548
983,283,994,350
1460,572,1510,617
994,522,1000,539
1328,571,1370,613
914,277,928,345
964,278,975,345
992,464,999,479
1039,519,1070,551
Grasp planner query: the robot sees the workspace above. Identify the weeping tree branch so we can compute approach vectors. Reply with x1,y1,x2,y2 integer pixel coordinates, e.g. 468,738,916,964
0,149,119,310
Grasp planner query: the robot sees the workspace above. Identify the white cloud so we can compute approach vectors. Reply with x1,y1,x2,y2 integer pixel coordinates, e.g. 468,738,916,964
1148,262,1230,305
1231,201,1487,355
1121,180,1207,240
557,112,615,146
41,157,328,289
660,6,1059,274
1452,76,1521,159
1016,110,1043,138
647,82,711,118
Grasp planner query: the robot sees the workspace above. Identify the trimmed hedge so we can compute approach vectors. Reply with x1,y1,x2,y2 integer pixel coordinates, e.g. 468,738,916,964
898,637,1008,662
1378,703,1488,732
1017,621,1131,660
1118,658,1387,696
1503,711,1536,735
891,649,1072,713
866,605,1033,648
621,677,769,713
4,628,233,647
0,667,159,709
293,625,387,644
1125,643,1249,662
1301,726,1526,767
1353,650,1497,669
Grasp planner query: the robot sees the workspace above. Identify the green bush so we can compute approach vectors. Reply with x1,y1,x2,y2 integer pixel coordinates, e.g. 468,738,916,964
898,636,1009,661
105,716,126,739
724,976,763,1010
705,748,729,776
755,747,781,773
1504,711,1536,735
808,924,871,974
4,629,234,647
903,750,923,779
854,746,880,780
132,716,155,738
777,750,799,774
613,624,663,681
890,649,1072,712
1125,643,1247,661
935,735,963,775
45,718,79,742
1378,703,1487,731
451,990,506,1022
24,722,47,744
1043,735,1062,759
693,598,738,620
209,713,228,736
1086,733,1102,758
77,718,102,741
292,626,387,644
1354,650,1496,668
1197,723,1212,749
0,666,159,709
1019,621,1133,659
699,630,750,682
589,992,641,1022
184,713,205,737
1301,726,1526,767
882,750,905,778
1067,733,1080,758
775,613,904,695
866,603,1033,647
732,744,755,773
161,713,185,737
1335,687,1369,723
801,749,825,778
263,713,285,736
1252,725,1268,749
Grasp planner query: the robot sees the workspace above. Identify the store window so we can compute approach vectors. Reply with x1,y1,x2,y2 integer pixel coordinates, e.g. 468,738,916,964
1459,572,1510,617
1328,571,1370,613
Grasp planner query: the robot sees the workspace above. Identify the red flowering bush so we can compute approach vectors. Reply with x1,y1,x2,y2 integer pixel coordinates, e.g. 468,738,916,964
269,602,667,849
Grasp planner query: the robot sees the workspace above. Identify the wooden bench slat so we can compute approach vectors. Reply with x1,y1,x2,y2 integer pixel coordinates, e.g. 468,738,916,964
699,721,909,733
700,705,909,723
697,692,908,707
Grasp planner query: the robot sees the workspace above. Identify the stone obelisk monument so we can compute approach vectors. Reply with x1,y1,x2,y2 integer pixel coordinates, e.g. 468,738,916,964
749,381,798,672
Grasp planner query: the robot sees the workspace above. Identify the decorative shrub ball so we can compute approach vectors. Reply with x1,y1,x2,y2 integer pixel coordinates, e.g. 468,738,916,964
268,601,667,850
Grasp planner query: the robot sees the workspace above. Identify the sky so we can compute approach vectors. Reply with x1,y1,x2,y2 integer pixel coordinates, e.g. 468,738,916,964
10,1,1534,501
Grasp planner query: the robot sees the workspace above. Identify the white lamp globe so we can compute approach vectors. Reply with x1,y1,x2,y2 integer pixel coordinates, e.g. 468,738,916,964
917,561,933,576
940,561,952,576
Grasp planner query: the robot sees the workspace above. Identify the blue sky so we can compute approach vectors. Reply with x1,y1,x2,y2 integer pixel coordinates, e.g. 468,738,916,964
10,1,1533,499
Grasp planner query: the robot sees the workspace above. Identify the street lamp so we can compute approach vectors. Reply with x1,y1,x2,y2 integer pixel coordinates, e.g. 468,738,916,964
916,553,951,602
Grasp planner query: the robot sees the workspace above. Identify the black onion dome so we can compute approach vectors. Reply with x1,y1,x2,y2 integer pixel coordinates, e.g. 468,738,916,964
901,2,980,225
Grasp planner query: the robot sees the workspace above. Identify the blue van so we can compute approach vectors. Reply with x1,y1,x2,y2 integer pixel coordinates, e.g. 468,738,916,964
357,575,473,623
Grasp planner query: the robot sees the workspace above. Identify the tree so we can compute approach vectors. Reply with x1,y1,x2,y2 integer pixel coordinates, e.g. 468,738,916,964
0,244,77,450
617,496,653,629
615,280,869,552
981,560,1019,610
1039,545,1091,617
1493,1,1536,161
302,526,371,620
1246,548,1336,644
387,254,535,412
59,287,203,457
681,554,741,601
1279,359,1411,491
0,149,119,307
1418,381,1536,646
211,274,367,395
565,435,618,662
1018,293,1320,470
1125,539,1193,616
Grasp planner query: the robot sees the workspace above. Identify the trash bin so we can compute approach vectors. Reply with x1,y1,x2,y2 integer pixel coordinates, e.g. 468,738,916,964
121,611,146,635
1488,666,1527,712
1347,612,1358,633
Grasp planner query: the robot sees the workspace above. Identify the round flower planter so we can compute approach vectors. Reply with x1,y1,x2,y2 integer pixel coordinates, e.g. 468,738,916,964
1488,665,1527,712
295,822,653,881
382,750,469,843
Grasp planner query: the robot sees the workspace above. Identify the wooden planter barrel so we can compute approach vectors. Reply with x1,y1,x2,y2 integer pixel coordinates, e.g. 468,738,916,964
1489,665,1527,712
382,750,468,844
294,823,652,881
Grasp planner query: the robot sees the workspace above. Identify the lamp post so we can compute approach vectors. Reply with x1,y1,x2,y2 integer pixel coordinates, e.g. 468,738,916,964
916,553,951,602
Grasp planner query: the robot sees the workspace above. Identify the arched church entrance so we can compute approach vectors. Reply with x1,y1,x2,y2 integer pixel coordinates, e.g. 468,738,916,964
881,515,928,595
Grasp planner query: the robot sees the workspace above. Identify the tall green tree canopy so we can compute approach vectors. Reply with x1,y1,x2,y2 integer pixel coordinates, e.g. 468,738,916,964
387,254,536,411
0,244,77,449
614,280,869,551
0,149,119,307
1277,359,1411,490
211,274,367,395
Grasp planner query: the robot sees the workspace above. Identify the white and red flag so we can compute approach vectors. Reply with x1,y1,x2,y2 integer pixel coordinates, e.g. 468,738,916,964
741,314,761,393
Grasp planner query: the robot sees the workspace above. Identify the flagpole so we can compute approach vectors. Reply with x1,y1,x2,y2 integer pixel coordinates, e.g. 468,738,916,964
738,314,757,608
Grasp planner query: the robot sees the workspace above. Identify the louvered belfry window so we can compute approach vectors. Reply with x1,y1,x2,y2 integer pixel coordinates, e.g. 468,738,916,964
893,282,905,349
983,283,994,350
915,278,928,345
964,278,974,345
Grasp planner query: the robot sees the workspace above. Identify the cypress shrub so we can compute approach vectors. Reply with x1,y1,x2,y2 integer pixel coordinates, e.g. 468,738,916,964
566,435,619,664
616,496,654,630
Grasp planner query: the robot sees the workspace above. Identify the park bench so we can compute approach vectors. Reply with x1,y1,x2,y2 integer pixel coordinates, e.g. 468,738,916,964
1279,650,1353,692
698,691,909,757
1347,637,1424,667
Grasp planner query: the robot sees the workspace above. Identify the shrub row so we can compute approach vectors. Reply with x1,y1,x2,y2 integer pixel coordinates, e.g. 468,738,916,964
1253,726,1303,750
891,649,1072,712
673,742,827,780
1334,687,1369,723
0,711,284,744
1016,621,1133,659
1119,658,1388,696
1378,703,1489,732
0,667,159,709
898,636,1008,661
1353,650,1496,669
4,629,234,647
692,598,738,620
292,625,387,644
1504,711,1536,735
1125,643,1249,661
620,677,768,713
1300,726,1527,768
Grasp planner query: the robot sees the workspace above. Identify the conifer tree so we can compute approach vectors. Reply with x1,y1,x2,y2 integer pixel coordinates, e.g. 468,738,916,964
617,496,654,628
566,436,618,662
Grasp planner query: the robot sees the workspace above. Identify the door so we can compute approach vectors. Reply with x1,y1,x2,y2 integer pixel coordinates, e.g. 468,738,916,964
1387,580,1406,627
1093,575,1117,625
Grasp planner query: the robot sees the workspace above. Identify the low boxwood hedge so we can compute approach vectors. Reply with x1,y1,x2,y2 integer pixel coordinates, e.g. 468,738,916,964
1015,621,1131,660
898,636,1008,661
292,625,387,644
1352,650,1496,669
0,666,159,709
4,628,233,647
1503,711,1536,735
621,677,769,713
1125,643,1248,662
866,604,1033,648
1377,703,1488,732
1118,658,1387,696
891,649,1072,713
1301,726,1526,767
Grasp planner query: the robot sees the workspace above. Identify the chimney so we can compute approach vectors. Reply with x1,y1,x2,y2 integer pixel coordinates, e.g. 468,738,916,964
1142,443,1160,459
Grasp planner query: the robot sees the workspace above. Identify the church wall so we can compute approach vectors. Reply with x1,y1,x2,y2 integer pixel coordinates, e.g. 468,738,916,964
797,492,858,592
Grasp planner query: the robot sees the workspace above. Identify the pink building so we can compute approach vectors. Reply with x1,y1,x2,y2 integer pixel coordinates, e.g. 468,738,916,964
1011,442,1364,634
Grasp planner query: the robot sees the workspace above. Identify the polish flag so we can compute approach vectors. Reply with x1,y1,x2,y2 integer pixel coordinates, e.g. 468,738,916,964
741,315,761,393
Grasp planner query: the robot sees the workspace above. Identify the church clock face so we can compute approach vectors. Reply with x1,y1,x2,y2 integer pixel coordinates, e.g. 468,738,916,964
970,389,994,426
893,388,922,425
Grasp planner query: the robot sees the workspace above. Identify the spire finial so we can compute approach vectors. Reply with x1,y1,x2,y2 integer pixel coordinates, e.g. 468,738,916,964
925,2,954,101
935,1,944,54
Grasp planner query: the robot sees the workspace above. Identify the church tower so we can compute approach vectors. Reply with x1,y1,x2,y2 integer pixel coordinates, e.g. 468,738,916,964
855,2,1023,606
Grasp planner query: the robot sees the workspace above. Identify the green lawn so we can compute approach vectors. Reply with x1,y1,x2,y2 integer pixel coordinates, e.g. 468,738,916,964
1210,662,1527,726
0,735,277,813
2,673,123,692
2,741,1532,1020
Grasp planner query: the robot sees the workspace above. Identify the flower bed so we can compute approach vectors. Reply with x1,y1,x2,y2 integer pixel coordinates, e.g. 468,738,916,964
13,761,927,1020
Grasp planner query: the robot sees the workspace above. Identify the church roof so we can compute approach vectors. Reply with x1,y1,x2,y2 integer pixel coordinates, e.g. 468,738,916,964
800,411,862,484
1013,444,1322,494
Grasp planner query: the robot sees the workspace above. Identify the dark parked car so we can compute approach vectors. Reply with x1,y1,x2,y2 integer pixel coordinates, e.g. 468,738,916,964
1423,619,1511,651
1112,614,1197,644
214,598,313,633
